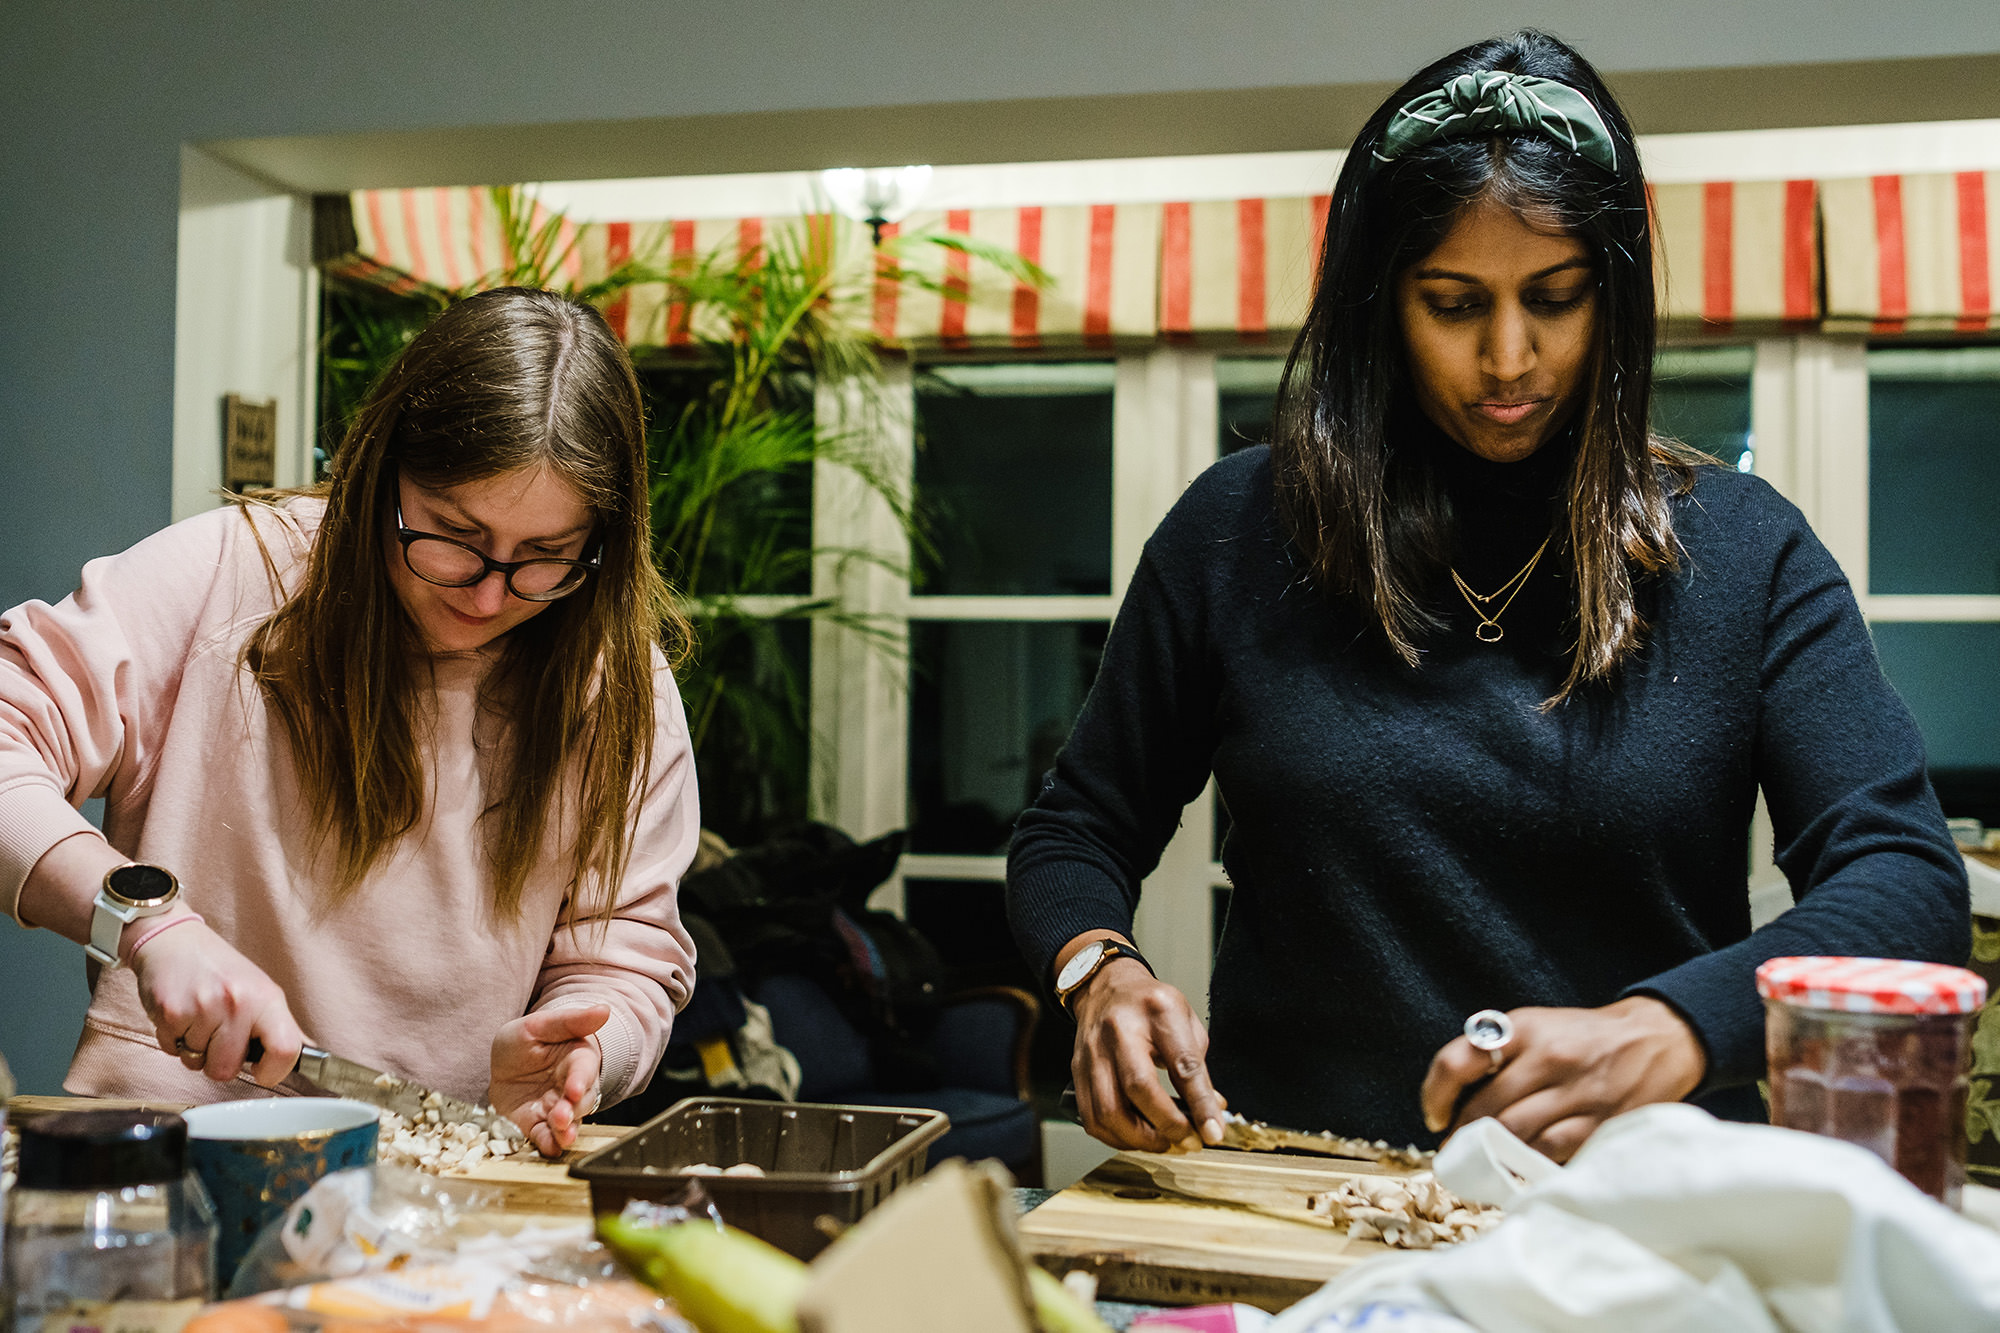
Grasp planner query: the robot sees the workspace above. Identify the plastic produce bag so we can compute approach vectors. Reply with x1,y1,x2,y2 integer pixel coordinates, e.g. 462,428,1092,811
197,1165,693,1333
228,1165,589,1295
1271,1104,2000,1333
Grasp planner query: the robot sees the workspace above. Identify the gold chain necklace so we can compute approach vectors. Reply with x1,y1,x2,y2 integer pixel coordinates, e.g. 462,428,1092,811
1451,531,1553,644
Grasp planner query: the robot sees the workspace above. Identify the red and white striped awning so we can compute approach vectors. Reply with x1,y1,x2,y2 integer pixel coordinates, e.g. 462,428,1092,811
859,204,1162,348
345,187,583,294
1650,180,1819,327
568,216,774,347
1157,197,1329,344
1822,172,2000,332
350,177,1980,347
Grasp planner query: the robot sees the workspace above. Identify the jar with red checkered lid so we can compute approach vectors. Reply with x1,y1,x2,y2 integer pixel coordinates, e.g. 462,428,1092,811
1756,955,1987,1207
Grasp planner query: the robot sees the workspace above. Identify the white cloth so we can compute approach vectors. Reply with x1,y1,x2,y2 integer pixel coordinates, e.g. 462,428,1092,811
1271,1104,2000,1333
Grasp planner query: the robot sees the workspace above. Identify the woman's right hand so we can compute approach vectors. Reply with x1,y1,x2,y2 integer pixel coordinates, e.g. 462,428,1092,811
1069,956,1230,1152
127,918,306,1087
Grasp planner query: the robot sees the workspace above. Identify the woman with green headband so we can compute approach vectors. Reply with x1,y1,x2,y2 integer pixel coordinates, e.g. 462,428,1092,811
1007,30,1967,1161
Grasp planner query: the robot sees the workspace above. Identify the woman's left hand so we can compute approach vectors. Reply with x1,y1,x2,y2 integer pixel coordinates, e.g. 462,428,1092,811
491,1003,608,1158
1418,996,1707,1163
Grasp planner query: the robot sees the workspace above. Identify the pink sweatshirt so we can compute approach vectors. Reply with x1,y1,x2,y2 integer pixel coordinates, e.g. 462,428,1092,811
0,499,699,1107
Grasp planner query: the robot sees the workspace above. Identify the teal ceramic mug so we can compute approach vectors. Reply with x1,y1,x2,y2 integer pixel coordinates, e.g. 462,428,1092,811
181,1097,379,1289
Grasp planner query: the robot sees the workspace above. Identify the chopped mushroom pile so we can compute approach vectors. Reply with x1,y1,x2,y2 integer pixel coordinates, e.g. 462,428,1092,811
1306,1171,1502,1249
375,1102,530,1173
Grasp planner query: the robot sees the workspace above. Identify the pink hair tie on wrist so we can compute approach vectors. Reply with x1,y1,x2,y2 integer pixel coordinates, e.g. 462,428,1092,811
123,910,203,964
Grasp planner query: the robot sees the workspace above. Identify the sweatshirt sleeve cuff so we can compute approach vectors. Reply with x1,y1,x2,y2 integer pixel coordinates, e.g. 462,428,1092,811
0,782,103,927
1005,858,1140,992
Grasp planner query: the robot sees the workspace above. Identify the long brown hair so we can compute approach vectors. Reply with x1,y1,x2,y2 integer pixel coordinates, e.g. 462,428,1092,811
1274,30,1702,703
245,287,691,921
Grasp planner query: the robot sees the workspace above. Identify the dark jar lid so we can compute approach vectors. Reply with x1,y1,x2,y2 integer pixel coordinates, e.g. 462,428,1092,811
16,1109,190,1190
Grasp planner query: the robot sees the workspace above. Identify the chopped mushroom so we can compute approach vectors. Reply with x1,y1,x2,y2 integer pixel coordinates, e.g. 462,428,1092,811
1305,1171,1502,1249
373,1108,530,1173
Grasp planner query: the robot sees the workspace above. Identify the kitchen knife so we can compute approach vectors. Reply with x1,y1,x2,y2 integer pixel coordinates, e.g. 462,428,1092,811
1213,1112,1432,1169
245,1039,530,1146
1057,1084,1431,1169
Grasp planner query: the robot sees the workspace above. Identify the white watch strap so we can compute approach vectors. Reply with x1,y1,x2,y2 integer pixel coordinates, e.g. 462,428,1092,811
85,893,138,967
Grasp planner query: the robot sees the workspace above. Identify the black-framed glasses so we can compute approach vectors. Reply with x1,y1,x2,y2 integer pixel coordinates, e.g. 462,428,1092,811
394,500,601,602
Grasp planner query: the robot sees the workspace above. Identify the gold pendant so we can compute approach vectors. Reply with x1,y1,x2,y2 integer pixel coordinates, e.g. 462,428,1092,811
1474,620,1505,644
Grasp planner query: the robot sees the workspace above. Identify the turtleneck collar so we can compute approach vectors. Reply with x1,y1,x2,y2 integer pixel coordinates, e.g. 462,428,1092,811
1401,398,1579,510
1390,398,1578,660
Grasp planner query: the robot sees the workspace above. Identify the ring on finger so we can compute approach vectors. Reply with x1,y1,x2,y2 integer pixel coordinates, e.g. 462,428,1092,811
1464,1009,1514,1051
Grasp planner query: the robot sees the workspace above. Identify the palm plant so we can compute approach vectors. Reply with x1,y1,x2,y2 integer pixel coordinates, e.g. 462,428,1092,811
321,186,1043,842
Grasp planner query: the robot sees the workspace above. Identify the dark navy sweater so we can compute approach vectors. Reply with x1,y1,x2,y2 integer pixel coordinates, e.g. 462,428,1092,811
1006,433,1969,1147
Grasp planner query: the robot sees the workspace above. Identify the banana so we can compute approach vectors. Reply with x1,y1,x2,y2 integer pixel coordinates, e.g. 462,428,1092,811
598,1213,809,1333
1027,1266,1116,1333
600,1212,1114,1333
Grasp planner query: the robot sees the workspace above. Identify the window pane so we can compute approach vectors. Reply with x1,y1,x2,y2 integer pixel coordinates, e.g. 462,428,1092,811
914,363,1114,595
1869,347,2000,596
1218,357,1286,457
1871,621,2000,824
1653,345,1753,471
908,619,1108,854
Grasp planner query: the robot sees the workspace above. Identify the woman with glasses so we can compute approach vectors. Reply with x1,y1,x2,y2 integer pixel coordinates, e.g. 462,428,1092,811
1,287,697,1157
1009,31,1968,1162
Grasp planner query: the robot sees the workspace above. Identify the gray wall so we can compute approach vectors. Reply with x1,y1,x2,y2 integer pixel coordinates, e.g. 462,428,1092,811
7,1,2000,1093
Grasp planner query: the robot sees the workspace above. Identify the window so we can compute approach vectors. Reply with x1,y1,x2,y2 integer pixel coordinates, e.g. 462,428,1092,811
863,360,1124,1101
1217,356,1284,457
1868,348,2000,597
913,364,1114,596
1865,345,2000,826
907,619,1107,855
1654,345,1753,470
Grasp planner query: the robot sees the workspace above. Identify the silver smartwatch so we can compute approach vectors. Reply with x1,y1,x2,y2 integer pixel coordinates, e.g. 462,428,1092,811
85,863,181,967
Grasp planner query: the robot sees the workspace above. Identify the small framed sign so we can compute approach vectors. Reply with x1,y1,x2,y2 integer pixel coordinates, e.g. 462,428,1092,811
223,394,278,492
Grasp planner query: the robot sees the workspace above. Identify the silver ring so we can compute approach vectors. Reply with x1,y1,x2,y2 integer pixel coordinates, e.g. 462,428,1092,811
1464,1009,1514,1052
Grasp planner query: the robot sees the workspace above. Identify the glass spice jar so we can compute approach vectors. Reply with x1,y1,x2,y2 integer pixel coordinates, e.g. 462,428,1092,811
4,1109,217,1333
1756,955,1987,1208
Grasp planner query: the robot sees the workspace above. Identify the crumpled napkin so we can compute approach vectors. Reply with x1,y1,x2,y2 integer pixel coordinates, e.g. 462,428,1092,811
1268,1103,2000,1333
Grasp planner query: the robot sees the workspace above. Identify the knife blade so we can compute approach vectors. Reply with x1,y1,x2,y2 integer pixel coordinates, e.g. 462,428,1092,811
1214,1112,1432,1169
246,1039,529,1146
1057,1083,1431,1169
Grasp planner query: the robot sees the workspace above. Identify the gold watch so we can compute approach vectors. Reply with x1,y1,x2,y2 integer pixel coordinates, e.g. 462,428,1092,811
1054,939,1153,1014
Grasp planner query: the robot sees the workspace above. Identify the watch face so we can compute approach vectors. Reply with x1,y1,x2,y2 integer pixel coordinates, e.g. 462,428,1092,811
106,863,177,908
1056,940,1107,992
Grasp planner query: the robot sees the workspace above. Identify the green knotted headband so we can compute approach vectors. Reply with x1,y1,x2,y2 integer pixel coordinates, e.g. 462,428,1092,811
1374,70,1618,173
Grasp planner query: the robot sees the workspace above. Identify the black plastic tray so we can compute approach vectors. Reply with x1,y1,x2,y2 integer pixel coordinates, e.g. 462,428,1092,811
569,1096,949,1258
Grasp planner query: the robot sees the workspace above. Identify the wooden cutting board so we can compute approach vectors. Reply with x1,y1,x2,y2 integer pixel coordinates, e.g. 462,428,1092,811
447,1125,623,1215
8,1094,622,1219
1018,1147,1414,1312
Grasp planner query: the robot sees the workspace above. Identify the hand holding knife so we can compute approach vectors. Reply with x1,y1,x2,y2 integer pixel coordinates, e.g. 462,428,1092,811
244,1037,530,1146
